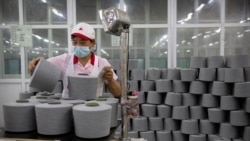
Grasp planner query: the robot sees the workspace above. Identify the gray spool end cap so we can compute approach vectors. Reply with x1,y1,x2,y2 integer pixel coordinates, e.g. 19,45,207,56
36,96,48,99
48,100,61,104
96,98,108,101
86,102,100,107
16,99,29,103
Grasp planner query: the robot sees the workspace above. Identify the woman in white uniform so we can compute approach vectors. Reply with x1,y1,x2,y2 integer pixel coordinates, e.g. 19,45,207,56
28,22,121,98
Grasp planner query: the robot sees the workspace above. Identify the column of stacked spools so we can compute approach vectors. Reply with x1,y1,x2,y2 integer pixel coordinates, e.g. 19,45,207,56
113,55,250,141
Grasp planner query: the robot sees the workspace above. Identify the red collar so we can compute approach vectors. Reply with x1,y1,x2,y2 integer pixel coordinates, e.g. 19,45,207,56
73,52,95,65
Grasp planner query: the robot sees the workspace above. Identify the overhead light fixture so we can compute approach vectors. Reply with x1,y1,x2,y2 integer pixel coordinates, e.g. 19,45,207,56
98,7,130,36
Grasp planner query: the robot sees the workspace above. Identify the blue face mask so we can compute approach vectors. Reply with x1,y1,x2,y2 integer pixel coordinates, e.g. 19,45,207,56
71,46,90,58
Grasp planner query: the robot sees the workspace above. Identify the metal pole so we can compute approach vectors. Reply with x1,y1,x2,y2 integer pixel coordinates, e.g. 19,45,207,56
120,32,129,140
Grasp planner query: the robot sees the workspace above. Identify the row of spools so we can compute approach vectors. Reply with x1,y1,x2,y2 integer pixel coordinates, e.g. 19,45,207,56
112,55,250,141
3,93,119,139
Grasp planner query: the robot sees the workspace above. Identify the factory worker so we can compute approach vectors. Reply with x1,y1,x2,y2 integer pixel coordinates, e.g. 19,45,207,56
28,22,121,98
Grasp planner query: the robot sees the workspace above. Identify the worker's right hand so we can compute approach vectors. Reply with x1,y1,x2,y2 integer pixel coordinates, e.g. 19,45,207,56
28,57,43,75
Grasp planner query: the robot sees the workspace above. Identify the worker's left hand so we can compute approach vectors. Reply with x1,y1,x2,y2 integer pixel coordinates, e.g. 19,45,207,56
102,66,114,83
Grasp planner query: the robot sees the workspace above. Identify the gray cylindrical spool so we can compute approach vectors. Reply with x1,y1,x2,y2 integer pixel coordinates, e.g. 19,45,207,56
234,82,250,98
232,139,244,141
29,58,62,92
246,98,250,113
129,69,145,80
60,99,85,106
207,56,225,68
167,68,181,80
132,117,148,131
189,81,207,94
201,94,219,108
128,131,138,138
224,68,244,83
148,117,164,131
173,80,189,93
244,126,250,141
189,134,206,141
157,105,172,118
108,59,120,70
208,135,221,141
140,80,155,91
219,123,239,139
141,104,157,117
172,130,188,141
181,119,199,135
128,59,138,70
95,98,119,128
198,68,216,82
160,68,168,79
115,120,132,132
180,68,197,82
230,110,249,126
245,68,250,82
146,68,161,80
208,108,226,123
19,91,34,100
68,75,98,100
220,96,240,110
172,106,190,120
35,103,73,135
199,119,217,134
155,79,172,92
190,56,207,68
73,103,112,138
211,81,231,96
137,91,146,104
183,93,198,106
164,118,180,131
128,80,139,92
164,92,182,106
214,138,232,141
140,130,155,141
217,68,225,81
156,130,172,141
52,80,63,93
146,91,163,105
226,55,250,68
190,106,207,119
3,102,36,132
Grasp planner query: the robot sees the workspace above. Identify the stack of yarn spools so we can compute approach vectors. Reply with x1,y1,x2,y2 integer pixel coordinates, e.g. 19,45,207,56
110,55,250,141
3,92,118,139
3,58,119,139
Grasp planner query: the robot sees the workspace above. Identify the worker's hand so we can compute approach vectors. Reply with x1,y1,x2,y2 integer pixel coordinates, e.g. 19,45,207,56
102,66,114,84
28,57,43,75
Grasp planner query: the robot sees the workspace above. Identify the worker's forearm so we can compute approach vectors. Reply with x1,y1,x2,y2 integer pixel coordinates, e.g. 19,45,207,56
106,79,121,97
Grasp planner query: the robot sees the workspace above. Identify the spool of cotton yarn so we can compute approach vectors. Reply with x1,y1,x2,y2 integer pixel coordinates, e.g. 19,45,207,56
94,97,119,128
3,100,36,132
73,102,112,138
35,101,73,135
68,74,98,100
29,58,62,92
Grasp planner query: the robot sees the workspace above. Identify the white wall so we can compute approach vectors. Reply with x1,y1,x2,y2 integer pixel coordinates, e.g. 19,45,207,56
0,83,22,128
